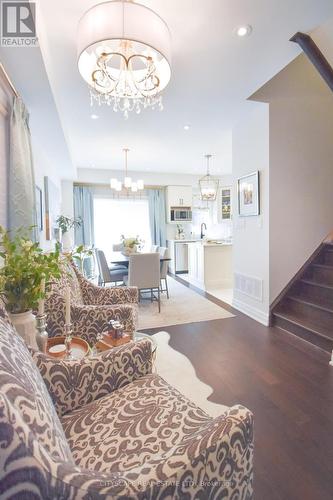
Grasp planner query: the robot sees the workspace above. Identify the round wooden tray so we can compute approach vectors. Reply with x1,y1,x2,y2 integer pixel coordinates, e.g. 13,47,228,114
46,336,90,360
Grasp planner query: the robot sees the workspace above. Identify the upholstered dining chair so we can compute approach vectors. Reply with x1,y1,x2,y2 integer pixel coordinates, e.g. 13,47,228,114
0,304,254,499
151,244,159,252
45,260,138,345
95,248,128,286
159,246,170,299
125,253,161,312
112,242,124,251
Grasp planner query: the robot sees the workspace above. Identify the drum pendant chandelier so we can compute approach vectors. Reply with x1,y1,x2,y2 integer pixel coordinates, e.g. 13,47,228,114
77,0,171,119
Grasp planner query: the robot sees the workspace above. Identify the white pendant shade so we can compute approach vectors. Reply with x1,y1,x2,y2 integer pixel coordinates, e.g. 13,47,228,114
77,1,171,117
137,179,144,190
131,182,138,192
110,177,117,188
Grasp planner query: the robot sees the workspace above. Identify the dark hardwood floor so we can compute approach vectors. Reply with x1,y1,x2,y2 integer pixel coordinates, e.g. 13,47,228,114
141,278,333,500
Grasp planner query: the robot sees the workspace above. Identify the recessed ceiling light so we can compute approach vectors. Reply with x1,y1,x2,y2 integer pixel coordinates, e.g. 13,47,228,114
91,113,99,119
235,25,252,37
184,124,190,130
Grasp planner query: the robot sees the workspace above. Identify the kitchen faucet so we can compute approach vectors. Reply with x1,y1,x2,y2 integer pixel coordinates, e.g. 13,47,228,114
200,222,207,239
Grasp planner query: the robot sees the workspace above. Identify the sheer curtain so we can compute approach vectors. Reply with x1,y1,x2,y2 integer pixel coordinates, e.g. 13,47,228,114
148,188,167,247
9,97,37,240
73,185,94,246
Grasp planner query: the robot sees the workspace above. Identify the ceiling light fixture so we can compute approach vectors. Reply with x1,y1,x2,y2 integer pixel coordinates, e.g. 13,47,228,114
91,113,99,119
77,0,171,119
199,154,219,201
236,25,252,37
184,124,190,131
110,148,144,193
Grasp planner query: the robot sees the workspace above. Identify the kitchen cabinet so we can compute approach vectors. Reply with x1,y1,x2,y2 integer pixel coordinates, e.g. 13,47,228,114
218,186,232,223
166,186,193,224
166,186,192,208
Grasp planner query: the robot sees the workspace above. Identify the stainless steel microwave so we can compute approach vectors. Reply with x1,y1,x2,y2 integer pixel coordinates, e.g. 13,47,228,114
170,207,192,222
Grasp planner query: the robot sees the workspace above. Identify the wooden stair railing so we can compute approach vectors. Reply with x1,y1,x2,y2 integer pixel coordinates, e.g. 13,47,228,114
290,32,333,93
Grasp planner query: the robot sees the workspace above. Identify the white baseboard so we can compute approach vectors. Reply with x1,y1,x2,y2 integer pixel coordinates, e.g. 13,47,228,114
232,298,270,326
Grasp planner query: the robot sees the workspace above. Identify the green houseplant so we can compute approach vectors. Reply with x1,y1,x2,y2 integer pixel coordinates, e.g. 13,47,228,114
56,215,82,252
0,226,62,347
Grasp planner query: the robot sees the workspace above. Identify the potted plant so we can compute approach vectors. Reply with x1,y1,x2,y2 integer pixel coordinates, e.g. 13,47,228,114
56,215,82,252
120,235,143,255
0,226,62,348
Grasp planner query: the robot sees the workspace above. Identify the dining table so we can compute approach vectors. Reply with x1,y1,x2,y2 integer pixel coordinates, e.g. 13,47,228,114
109,251,171,267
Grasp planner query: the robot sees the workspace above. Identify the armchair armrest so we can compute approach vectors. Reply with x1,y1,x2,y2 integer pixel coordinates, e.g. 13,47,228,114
46,292,138,345
31,339,152,417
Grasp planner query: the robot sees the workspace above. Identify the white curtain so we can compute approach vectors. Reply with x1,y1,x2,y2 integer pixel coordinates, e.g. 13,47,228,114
9,97,37,240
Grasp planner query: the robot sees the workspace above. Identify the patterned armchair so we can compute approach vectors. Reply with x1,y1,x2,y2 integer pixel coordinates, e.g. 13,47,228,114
46,261,138,345
0,308,254,499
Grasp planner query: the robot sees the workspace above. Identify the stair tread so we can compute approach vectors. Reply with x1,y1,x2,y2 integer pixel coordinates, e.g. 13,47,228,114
273,308,333,341
312,263,333,270
300,278,333,290
287,294,333,314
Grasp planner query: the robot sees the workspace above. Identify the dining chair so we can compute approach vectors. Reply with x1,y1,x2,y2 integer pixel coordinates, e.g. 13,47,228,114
95,249,127,286
151,245,159,252
159,247,170,299
113,243,124,251
125,253,161,312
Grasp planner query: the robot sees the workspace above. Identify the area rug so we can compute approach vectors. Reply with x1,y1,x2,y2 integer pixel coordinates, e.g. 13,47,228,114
138,277,234,330
152,331,228,417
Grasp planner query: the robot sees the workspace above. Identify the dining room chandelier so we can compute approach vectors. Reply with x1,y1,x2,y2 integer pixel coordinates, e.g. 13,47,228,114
110,148,144,192
199,154,219,201
77,0,171,119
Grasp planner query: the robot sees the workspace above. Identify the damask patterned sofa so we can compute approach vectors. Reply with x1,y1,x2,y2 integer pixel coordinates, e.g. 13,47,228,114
46,261,138,345
0,306,254,499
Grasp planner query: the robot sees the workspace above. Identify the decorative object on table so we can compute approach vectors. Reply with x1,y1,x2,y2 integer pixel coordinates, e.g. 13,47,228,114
110,148,144,193
44,176,61,241
121,235,143,255
56,215,82,252
176,224,185,240
237,171,260,217
0,226,61,348
199,154,219,201
46,336,90,359
35,185,43,231
77,0,171,119
106,319,130,347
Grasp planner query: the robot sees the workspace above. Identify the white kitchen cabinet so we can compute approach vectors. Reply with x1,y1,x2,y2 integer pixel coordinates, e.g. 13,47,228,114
188,243,204,284
166,186,192,208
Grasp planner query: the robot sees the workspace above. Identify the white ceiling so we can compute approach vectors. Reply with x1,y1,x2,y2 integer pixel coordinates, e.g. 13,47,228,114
15,1,333,175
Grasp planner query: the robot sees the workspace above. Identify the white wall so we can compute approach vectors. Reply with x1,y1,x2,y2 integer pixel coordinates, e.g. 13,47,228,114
232,103,270,325
253,54,333,302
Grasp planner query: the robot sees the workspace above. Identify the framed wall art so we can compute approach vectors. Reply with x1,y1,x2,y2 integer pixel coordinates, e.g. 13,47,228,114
237,171,260,217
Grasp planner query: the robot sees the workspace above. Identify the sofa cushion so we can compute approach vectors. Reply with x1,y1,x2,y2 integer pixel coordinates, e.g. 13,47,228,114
0,307,73,464
60,373,215,473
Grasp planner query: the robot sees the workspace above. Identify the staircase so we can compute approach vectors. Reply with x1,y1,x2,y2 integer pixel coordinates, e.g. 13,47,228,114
272,243,333,352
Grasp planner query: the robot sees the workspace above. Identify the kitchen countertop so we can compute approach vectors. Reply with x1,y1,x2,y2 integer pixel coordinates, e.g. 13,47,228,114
167,239,233,246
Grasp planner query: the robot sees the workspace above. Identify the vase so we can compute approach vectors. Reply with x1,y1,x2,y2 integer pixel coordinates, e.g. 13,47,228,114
9,310,38,349
61,231,72,252
122,246,137,256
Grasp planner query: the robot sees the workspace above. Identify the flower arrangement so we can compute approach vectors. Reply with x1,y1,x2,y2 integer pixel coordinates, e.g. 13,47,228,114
0,226,62,314
120,235,144,255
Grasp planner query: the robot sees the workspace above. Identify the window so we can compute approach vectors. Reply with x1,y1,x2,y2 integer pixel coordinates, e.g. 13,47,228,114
93,197,151,259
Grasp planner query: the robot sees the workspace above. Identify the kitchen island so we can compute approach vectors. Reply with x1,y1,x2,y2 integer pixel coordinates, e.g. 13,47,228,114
187,241,232,290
